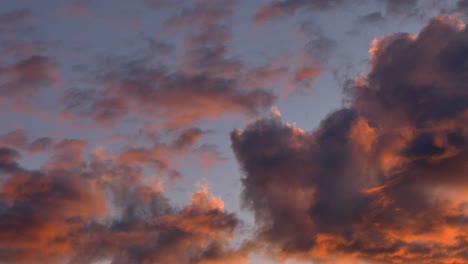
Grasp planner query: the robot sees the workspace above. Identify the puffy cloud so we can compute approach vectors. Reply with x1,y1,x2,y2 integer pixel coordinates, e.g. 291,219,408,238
0,138,244,264
74,183,243,264
231,15,468,263
0,152,107,263
352,14,467,127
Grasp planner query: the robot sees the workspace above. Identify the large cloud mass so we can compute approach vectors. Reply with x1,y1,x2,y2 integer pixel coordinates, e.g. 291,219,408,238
0,143,244,264
231,15,468,263
2,1,468,263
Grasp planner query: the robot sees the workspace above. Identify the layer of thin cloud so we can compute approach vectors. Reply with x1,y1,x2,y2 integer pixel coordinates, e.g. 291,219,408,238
254,0,346,25
254,0,425,24
63,0,280,128
0,55,58,104
0,8,32,26
64,71,275,127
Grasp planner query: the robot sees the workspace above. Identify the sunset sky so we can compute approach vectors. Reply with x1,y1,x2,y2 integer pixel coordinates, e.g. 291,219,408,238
0,0,467,263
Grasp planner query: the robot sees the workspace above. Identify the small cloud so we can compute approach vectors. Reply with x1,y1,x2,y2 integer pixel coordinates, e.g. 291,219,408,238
270,106,282,118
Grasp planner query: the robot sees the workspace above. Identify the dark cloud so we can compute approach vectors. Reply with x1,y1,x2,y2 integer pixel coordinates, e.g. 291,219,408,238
350,15,468,126
355,11,387,25
231,15,468,263
0,147,21,173
0,137,244,264
231,117,317,253
402,133,446,158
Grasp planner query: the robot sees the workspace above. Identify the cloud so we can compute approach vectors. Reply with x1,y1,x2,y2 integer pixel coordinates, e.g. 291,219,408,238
163,0,242,76
0,8,32,26
48,139,88,169
355,11,387,25
75,184,243,264
64,0,94,15
62,0,281,128
0,55,58,104
0,136,245,263
0,147,21,173
64,66,275,127
0,129,53,154
0,147,107,263
294,65,321,83
300,21,336,64
143,0,180,9
254,0,346,24
385,0,418,14
458,0,468,15
172,128,209,149
254,0,428,24
231,14,468,263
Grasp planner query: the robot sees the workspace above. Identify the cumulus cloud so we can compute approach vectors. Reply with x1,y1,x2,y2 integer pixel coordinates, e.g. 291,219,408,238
3,2,468,263
0,138,244,264
231,14,468,263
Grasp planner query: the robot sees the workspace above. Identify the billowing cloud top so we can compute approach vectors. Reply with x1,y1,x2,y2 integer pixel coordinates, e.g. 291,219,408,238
231,14,468,264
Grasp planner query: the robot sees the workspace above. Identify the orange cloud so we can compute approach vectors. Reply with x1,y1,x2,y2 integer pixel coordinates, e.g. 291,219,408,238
231,15,468,263
0,144,244,263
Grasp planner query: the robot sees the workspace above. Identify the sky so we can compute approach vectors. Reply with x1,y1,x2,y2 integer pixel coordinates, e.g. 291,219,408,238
0,0,467,263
